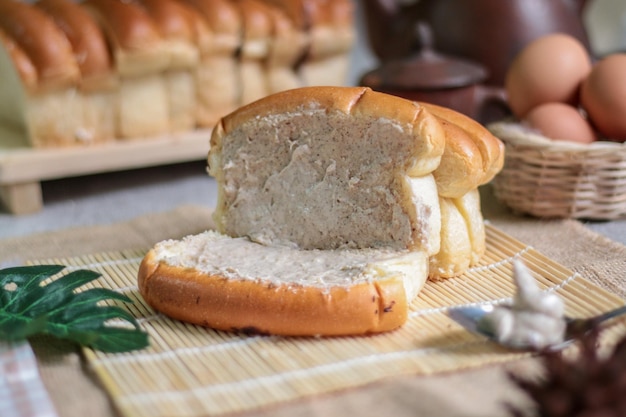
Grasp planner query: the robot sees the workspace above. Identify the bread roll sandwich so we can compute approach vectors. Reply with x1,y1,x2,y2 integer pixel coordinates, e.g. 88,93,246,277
139,87,504,336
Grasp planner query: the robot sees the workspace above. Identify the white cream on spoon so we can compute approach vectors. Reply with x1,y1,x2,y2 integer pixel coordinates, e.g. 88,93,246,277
482,259,566,350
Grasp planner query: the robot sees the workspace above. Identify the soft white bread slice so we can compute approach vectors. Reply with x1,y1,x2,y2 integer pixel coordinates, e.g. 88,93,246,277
208,86,446,252
138,230,429,336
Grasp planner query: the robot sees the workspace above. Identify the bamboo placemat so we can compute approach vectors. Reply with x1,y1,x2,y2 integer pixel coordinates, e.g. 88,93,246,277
29,224,626,417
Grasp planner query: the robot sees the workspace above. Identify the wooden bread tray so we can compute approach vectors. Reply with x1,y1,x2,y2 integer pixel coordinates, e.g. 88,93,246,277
0,125,211,215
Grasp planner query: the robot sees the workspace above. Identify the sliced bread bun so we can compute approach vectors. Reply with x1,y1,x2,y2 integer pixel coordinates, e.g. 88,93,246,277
208,86,446,253
138,87,504,336
138,231,429,336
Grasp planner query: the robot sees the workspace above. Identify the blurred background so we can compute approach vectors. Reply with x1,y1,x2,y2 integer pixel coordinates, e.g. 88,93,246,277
0,0,625,241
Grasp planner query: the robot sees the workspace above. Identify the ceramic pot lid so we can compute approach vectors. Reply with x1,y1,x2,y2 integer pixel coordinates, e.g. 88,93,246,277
361,22,488,90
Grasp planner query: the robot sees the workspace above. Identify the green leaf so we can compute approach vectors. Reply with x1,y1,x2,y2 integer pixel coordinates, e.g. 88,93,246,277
0,265,149,353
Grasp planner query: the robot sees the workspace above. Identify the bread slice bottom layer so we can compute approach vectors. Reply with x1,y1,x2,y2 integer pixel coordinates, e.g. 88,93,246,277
138,231,429,336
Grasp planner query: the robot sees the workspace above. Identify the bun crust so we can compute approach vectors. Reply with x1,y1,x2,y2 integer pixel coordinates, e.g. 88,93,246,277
420,102,505,186
138,236,428,336
212,86,446,177
0,29,38,91
0,0,79,90
83,0,168,77
35,0,115,91
432,115,485,198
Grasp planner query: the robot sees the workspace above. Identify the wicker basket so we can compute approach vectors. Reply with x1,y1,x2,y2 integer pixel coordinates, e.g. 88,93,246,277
488,121,626,220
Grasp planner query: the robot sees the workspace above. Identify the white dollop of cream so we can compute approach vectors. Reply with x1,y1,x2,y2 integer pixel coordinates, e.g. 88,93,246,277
483,259,566,350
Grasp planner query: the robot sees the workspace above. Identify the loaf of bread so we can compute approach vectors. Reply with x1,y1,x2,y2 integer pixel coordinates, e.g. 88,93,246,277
35,0,118,145
0,0,356,148
209,86,446,253
184,0,242,126
263,3,307,94
139,230,429,336
138,87,504,336
266,0,354,87
135,0,200,133
0,0,83,147
235,0,272,105
84,0,171,138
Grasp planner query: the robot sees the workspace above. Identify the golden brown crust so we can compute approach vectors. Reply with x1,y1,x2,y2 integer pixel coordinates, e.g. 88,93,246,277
83,0,168,76
84,0,160,51
135,0,196,43
0,0,79,90
135,0,200,69
262,0,307,29
432,115,485,198
0,29,38,91
264,0,353,59
183,0,241,37
211,86,446,178
138,249,409,336
236,0,272,42
419,102,505,185
264,1,306,62
35,0,115,91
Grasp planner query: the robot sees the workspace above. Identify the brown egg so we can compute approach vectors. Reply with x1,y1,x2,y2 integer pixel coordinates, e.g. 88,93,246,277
523,102,596,144
505,34,592,118
580,53,626,142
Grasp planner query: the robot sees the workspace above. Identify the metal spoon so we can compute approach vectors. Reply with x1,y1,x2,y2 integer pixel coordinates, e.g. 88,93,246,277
448,303,626,351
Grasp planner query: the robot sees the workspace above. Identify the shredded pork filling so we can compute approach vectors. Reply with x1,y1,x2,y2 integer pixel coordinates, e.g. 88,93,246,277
153,231,427,295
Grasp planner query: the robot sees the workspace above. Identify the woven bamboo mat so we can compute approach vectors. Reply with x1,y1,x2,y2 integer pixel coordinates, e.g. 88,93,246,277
29,224,626,417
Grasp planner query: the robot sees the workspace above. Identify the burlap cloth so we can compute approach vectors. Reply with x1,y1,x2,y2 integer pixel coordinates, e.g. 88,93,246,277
3,186,626,417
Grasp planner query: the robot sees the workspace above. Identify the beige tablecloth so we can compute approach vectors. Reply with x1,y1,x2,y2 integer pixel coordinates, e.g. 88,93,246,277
2,186,625,417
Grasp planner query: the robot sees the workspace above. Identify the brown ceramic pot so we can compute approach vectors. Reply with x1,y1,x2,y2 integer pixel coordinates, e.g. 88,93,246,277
361,0,592,86
360,23,507,122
